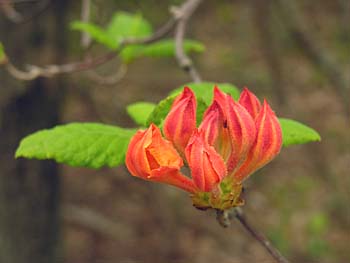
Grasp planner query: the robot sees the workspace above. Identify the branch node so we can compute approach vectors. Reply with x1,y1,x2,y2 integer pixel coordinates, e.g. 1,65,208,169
169,6,183,19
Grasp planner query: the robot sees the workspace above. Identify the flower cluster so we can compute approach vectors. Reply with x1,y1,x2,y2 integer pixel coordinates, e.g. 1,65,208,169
126,86,282,210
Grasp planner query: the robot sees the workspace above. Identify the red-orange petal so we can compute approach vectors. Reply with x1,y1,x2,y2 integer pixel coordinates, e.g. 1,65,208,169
146,124,183,169
185,130,227,192
199,101,232,162
233,100,282,181
213,87,256,174
125,128,152,178
163,87,197,154
238,87,262,119
150,167,198,193
126,124,197,193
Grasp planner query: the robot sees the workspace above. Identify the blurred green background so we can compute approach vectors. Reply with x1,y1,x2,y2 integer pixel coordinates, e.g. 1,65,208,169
0,0,349,263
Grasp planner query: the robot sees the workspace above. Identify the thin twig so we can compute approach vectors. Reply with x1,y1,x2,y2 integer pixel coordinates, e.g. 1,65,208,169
233,208,289,263
172,0,202,83
217,208,290,263
87,64,128,85
80,0,91,48
5,51,117,80
3,17,177,80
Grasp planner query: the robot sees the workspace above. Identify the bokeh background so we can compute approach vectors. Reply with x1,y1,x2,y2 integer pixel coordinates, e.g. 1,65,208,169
0,0,349,263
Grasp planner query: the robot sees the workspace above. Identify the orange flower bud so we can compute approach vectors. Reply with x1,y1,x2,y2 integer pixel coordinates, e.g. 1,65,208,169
233,100,282,181
163,87,196,154
199,101,232,161
238,87,262,119
126,124,197,193
208,87,256,174
125,86,282,210
185,130,227,192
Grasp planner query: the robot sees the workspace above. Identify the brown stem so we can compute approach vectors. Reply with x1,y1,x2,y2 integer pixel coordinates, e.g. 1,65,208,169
217,208,290,263
3,17,177,80
235,208,290,263
87,64,128,85
80,0,91,48
5,51,117,80
172,0,202,83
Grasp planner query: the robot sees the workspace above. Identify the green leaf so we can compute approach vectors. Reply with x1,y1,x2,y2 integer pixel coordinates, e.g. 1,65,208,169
196,98,208,125
146,96,207,127
127,102,156,126
15,123,136,169
142,39,205,57
120,39,205,63
171,82,240,105
279,118,321,147
70,21,113,48
71,12,152,50
147,95,176,126
0,42,7,64
106,12,152,49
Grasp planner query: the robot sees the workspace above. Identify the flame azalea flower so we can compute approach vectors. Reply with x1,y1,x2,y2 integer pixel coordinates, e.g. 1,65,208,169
125,86,282,210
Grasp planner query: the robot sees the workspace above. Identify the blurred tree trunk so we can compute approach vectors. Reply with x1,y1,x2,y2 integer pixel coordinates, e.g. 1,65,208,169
0,1,69,262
